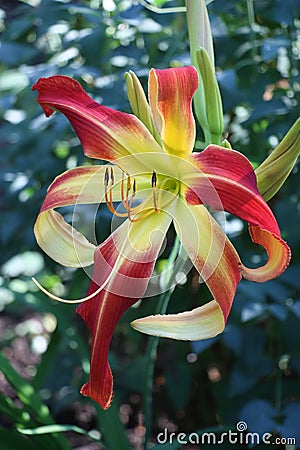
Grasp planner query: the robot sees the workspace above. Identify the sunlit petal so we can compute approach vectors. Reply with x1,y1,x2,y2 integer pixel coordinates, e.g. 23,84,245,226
132,300,224,340
34,165,117,267
77,210,172,408
132,201,241,340
148,67,198,158
186,145,291,281
35,210,96,267
32,76,162,162
40,165,124,211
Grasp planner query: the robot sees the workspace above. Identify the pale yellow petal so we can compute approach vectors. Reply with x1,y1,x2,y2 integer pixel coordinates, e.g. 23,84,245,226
34,210,96,267
131,300,224,340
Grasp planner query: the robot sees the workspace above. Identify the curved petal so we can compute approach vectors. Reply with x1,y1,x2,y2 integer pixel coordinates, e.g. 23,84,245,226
148,67,198,158
77,209,172,408
35,210,96,267
132,202,241,340
40,165,124,212
240,224,291,282
34,165,123,267
32,76,162,163
185,145,291,281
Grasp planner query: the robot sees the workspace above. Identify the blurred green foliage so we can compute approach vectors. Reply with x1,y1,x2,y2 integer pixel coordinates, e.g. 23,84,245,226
0,0,299,449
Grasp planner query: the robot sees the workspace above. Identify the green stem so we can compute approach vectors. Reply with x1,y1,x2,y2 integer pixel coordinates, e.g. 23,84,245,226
137,0,186,14
143,293,173,448
143,237,186,448
275,366,283,414
246,0,259,65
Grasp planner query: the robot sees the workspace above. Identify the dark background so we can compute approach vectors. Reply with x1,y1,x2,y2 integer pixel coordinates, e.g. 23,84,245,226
0,0,299,449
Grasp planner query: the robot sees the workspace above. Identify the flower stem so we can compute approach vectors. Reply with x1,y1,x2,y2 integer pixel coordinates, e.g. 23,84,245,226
247,0,259,65
143,236,186,447
137,0,186,14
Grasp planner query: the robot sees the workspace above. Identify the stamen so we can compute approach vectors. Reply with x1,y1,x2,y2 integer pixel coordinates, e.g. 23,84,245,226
104,167,160,222
125,175,130,205
121,172,125,207
133,178,136,195
104,167,128,217
151,170,157,188
110,167,114,185
104,167,109,186
127,175,131,192
151,170,159,213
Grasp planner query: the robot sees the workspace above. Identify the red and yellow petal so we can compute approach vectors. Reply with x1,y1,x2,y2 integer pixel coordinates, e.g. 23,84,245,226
132,201,241,340
77,210,172,408
32,76,162,163
185,145,291,282
148,67,198,159
239,224,290,282
35,210,96,267
40,165,124,212
34,165,120,267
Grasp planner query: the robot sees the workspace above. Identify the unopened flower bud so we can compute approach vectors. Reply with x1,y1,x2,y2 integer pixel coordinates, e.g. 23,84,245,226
256,118,300,201
124,71,160,142
196,48,224,145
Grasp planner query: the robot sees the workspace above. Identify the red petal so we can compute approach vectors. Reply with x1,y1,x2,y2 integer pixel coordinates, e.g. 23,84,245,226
186,145,291,281
77,284,137,409
40,165,119,212
32,76,161,162
77,211,172,408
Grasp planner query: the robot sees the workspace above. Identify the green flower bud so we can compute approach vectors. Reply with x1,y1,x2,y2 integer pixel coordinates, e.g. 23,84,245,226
196,47,224,145
186,0,222,145
256,118,300,201
124,71,160,143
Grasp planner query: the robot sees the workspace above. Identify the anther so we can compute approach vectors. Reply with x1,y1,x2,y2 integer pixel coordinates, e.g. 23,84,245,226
151,170,157,188
104,167,109,186
151,170,159,213
128,178,136,210
110,167,114,185
127,176,131,192
104,168,155,222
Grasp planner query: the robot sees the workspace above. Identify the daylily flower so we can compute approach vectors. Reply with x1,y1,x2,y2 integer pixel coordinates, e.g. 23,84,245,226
32,66,290,409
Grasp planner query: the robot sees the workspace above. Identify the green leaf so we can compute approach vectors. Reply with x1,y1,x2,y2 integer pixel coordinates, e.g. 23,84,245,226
18,424,104,444
0,353,72,450
0,352,52,422
0,392,32,426
0,428,40,450
96,401,131,450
